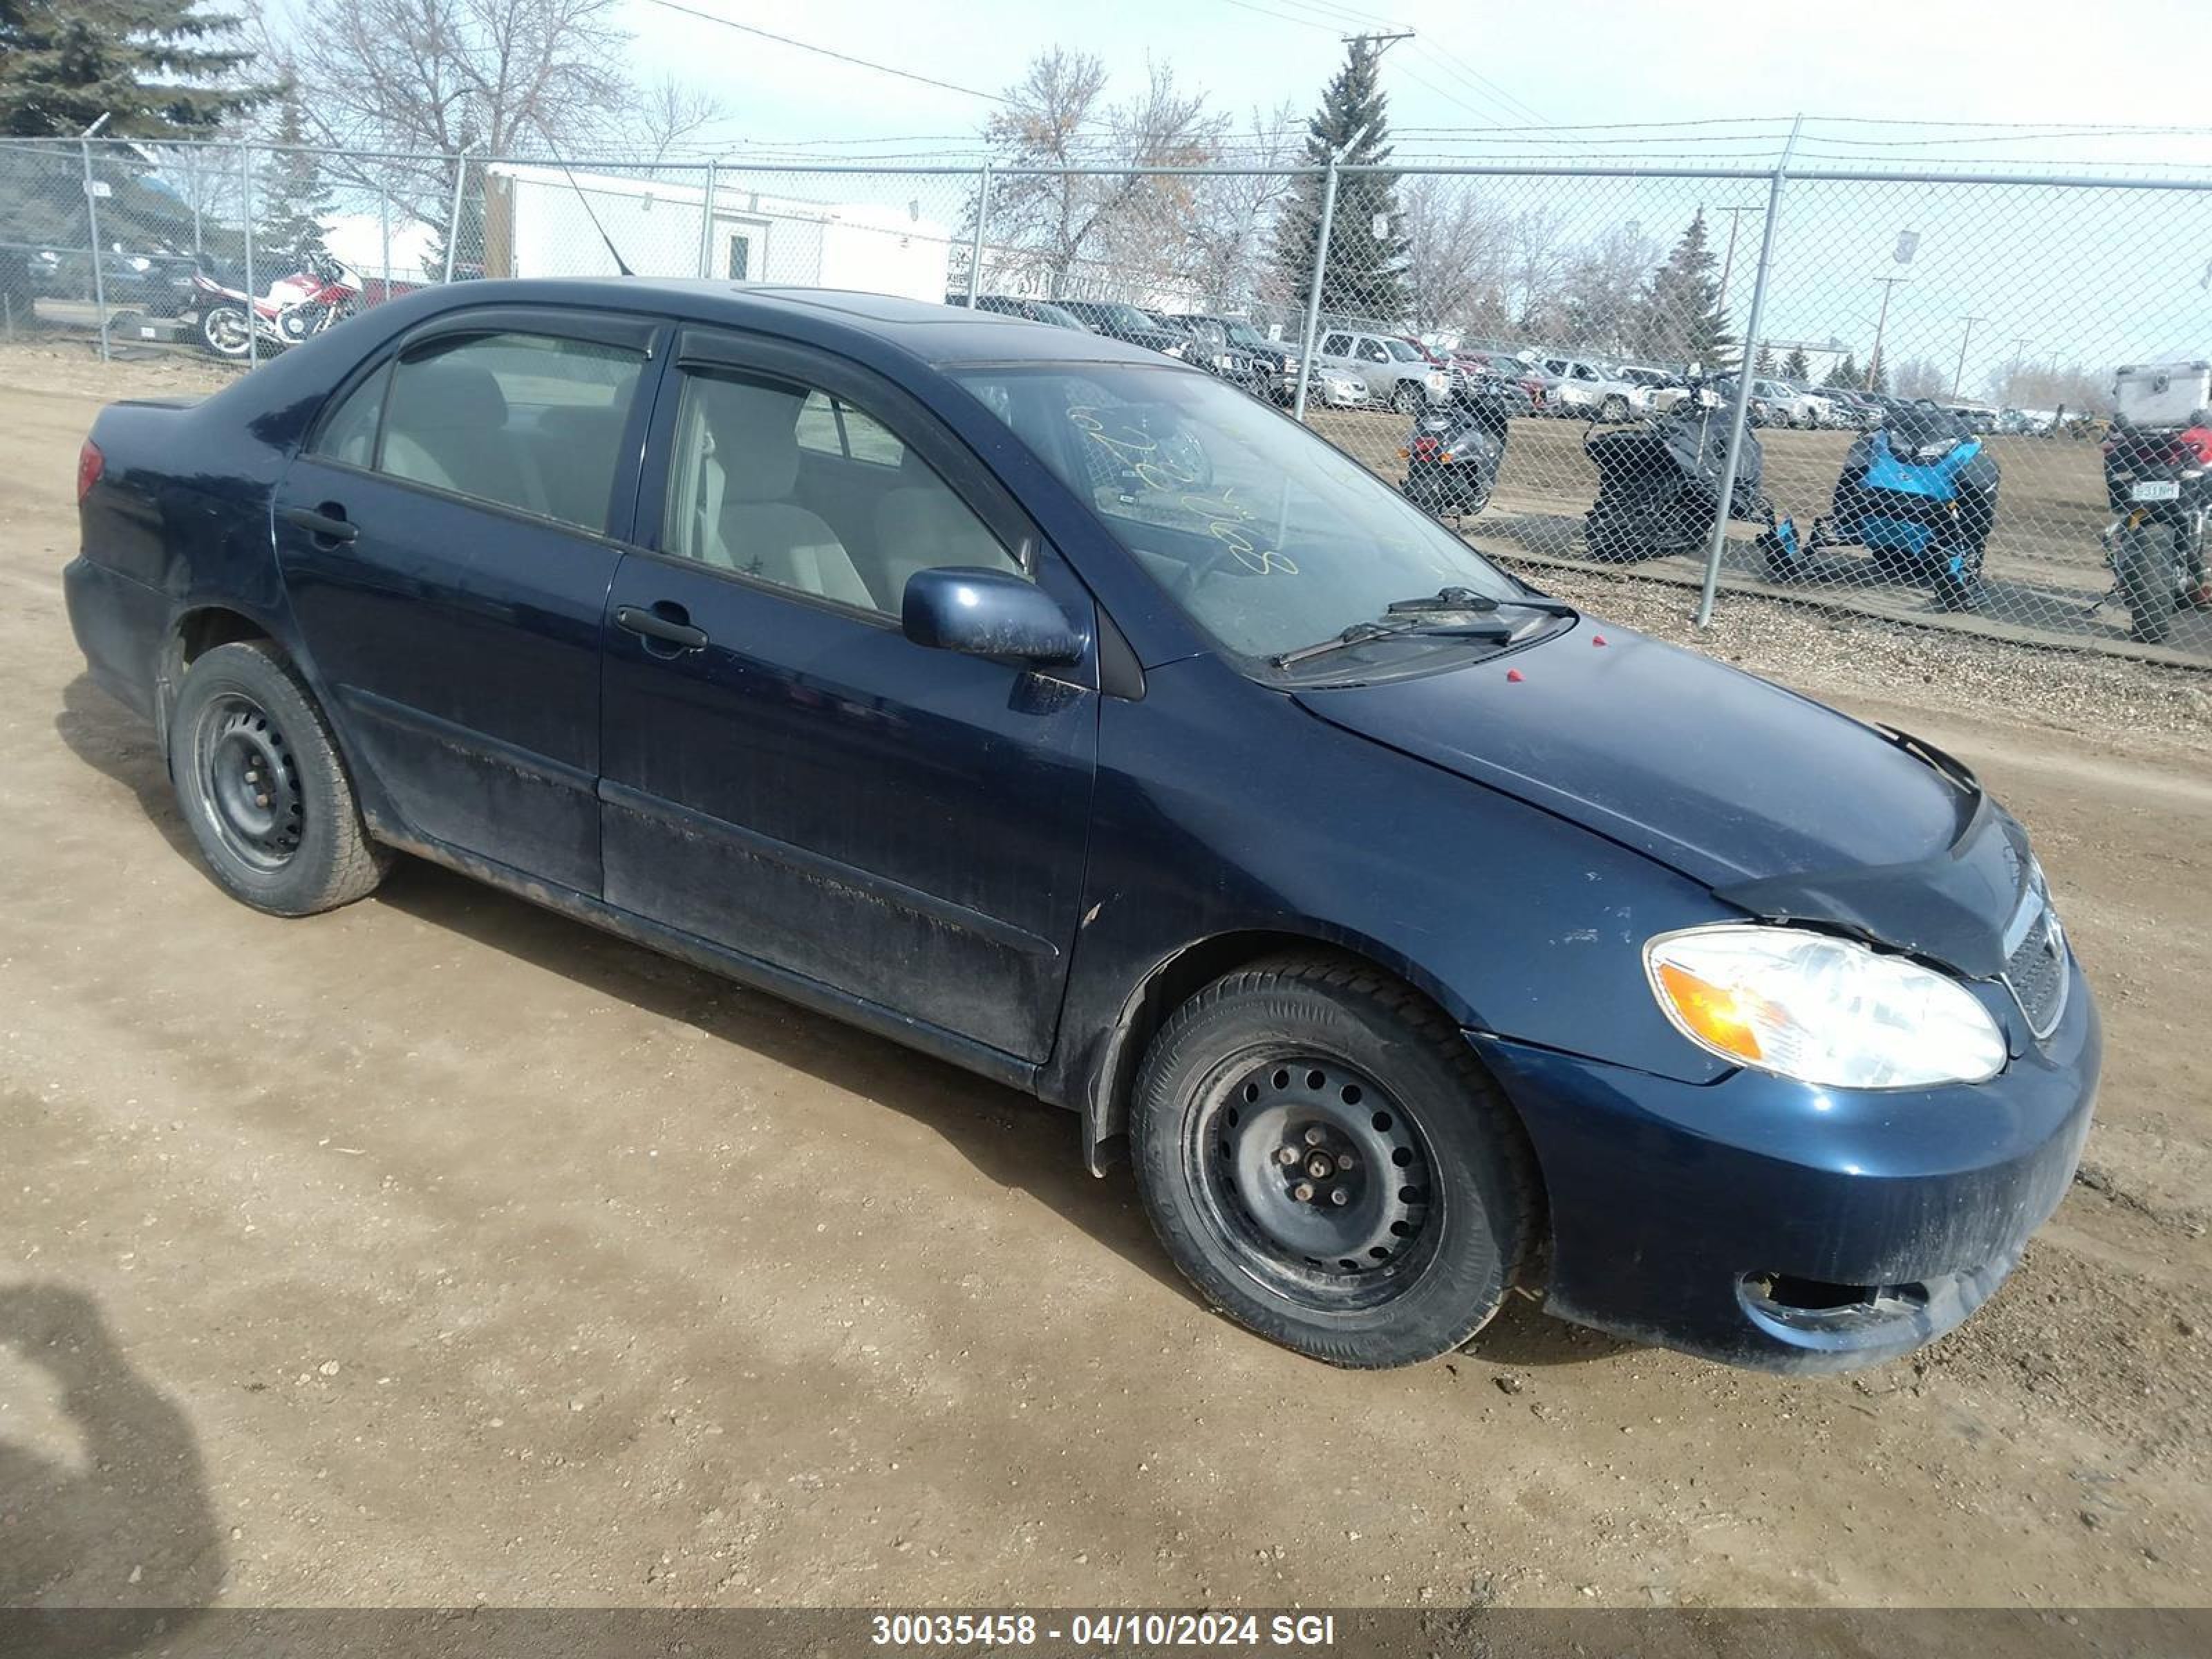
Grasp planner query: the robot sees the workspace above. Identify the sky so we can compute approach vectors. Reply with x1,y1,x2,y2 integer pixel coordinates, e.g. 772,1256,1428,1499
614,0,2212,176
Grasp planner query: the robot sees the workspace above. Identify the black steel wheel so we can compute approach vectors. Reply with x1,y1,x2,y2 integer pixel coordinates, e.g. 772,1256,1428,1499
168,640,392,915
1132,953,1540,1368
190,693,305,872
1186,1053,1441,1311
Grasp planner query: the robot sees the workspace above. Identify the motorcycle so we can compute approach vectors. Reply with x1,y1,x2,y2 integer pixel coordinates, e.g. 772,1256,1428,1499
189,252,361,359
1776,400,1998,612
1582,385,1776,563
2101,415,2212,644
1400,373,1512,520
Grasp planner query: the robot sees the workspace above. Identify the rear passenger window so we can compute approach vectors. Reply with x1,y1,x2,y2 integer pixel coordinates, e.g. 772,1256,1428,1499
313,362,389,467
370,332,645,534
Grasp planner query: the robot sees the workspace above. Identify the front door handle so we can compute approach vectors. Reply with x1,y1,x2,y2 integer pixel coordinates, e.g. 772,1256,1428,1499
615,603,709,652
280,503,358,544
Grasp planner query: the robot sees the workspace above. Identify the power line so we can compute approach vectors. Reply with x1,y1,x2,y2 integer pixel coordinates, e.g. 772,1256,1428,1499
635,0,1011,106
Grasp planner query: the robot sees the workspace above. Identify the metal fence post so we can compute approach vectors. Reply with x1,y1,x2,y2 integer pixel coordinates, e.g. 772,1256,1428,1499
1291,155,1341,424
442,156,467,282
964,161,992,306
379,188,392,302
696,160,719,278
239,141,258,368
1696,115,1801,628
81,134,111,362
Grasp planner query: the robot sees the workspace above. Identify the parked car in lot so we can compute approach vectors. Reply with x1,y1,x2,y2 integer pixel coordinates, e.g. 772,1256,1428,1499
1150,312,1268,397
1466,352,1553,416
1539,356,1647,422
1615,364,1694,414
1824,388,1888,429
1752,379,1830,429
1174,313,1302,403
66,279,2099,1376
1313,328,1450,411
1052,299,1194,361
956,292,1091,332
1784,381,1852,429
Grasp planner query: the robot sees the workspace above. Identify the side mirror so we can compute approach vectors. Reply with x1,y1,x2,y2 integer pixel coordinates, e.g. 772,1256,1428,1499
901,566,1081,666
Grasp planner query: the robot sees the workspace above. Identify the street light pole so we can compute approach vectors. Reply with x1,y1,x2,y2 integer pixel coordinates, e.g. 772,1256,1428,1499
1865,275,1908,390
1951,314,1987,400
1711,203,1762,339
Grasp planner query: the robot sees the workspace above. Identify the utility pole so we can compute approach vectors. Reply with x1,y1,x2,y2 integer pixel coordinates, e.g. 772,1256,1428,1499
1866,275,1909,390
2007,335,2031,402
1340,28,1414,55
1951,314,1987,400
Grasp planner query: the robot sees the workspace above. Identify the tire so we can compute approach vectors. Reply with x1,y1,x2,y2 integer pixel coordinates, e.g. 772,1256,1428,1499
1599,395,1629,424
1929,543,1985,614
2115,522,2177,643
1390,382,1421,415
1130,954,1539,1369
167,640,393,915
200,303,250,359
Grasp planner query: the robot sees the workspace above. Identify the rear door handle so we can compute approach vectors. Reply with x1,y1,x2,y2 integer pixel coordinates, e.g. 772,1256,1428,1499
280,504,358,543
615,604,709,651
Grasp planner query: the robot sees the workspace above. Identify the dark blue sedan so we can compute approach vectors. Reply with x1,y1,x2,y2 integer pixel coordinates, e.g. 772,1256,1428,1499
64,281,2098,1372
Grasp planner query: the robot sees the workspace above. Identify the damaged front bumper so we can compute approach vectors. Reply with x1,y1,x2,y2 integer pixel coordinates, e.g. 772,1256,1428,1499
1471,951,2100,1374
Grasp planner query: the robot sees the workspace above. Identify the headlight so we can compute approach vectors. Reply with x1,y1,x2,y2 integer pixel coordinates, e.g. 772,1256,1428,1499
1644,925,2005,1089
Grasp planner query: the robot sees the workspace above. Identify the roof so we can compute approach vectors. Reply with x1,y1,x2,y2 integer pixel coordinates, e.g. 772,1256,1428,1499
407,277,1179,373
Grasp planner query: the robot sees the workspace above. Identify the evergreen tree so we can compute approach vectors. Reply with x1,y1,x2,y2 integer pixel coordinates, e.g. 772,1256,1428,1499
0,0,263,138
1640,209,1732,368
1822,353,1860,389
1752,341,1775,376
1271,40,1407,322
0,0,267,310
257,84,332,262
1780,345,1810,381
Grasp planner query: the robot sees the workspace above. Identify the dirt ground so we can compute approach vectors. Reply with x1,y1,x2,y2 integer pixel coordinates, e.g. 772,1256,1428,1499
3,342,2210,1614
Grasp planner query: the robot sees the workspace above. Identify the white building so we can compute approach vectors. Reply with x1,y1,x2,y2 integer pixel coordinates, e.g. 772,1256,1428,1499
482,165,953,301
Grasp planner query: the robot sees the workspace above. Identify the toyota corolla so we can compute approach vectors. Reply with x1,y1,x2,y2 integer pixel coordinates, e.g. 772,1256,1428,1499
64,281,2098,1372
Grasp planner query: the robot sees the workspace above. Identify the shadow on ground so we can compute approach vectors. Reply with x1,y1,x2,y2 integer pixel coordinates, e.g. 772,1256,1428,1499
0,1283,222,1656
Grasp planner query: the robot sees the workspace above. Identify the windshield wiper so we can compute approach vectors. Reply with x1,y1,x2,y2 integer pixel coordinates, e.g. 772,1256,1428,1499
1273,615,1512,669
1385,586,1579,620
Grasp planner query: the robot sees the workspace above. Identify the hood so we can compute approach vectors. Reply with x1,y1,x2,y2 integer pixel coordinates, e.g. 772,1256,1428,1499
1293,624,2030,976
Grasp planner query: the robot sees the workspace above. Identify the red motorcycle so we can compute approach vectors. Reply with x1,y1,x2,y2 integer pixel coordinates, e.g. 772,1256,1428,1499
190,252,361,359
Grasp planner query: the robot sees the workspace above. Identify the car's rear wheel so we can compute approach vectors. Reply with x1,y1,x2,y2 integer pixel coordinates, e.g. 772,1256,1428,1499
169,640,392,915
1599,395,1629,424
1130,955,1539,1368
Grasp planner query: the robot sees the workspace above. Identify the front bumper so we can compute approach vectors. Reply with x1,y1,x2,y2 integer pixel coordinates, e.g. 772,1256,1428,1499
1472,955,2100,1373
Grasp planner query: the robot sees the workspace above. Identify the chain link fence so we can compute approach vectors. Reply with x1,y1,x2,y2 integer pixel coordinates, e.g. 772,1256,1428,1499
4,135,2209,666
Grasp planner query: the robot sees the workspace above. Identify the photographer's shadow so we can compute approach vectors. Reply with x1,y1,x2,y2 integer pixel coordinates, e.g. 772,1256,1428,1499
0,1283,222,1656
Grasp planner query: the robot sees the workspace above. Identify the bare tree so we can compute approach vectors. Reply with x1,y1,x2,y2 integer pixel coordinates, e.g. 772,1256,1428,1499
1183,101,1301,312
1890,356,1949,400
632,72,729,171
1559,221,1660,356
1400,175,1510,338
984,50,1224,301
1505,205,1571,339
287,0,631,160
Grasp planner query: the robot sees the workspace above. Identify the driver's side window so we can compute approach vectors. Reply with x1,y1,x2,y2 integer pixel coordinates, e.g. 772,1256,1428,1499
1356,339,1387,363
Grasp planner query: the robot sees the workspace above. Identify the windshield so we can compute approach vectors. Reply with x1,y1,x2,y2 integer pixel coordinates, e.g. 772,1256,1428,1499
1225,321,1272,351
1182,317,1229,347
953,364,1526,665
1757,381,1792,398
1032,302,1087,330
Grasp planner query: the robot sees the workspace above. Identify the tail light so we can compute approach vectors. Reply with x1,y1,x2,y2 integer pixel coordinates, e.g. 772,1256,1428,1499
1411,435,1443,461
76,438,104,503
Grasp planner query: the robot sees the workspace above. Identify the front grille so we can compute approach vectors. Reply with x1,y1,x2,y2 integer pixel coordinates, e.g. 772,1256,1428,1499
2001,899,2069,1039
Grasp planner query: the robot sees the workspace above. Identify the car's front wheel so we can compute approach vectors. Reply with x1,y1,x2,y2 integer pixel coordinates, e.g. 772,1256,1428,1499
169,640,393,915
1131,954,1539,1368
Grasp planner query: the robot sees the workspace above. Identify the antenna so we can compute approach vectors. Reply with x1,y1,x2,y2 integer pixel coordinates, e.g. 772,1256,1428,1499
536,124,632,276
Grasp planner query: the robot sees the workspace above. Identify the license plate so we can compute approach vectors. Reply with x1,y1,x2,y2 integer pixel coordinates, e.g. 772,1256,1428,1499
2133,480,2181,501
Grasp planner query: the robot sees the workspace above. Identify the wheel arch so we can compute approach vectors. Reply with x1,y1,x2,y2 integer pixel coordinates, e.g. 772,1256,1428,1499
1077,926,1519,1175
157,604,277,752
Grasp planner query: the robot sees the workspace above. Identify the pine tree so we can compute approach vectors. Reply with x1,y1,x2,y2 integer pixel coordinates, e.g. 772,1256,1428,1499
0,0,264,138
1822,353,1860,389
0,0,268,310
1640,209,1732,369
257,84,332,261
1271,40,1407,323
1780,345,1810,381
1753,341,1775,375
